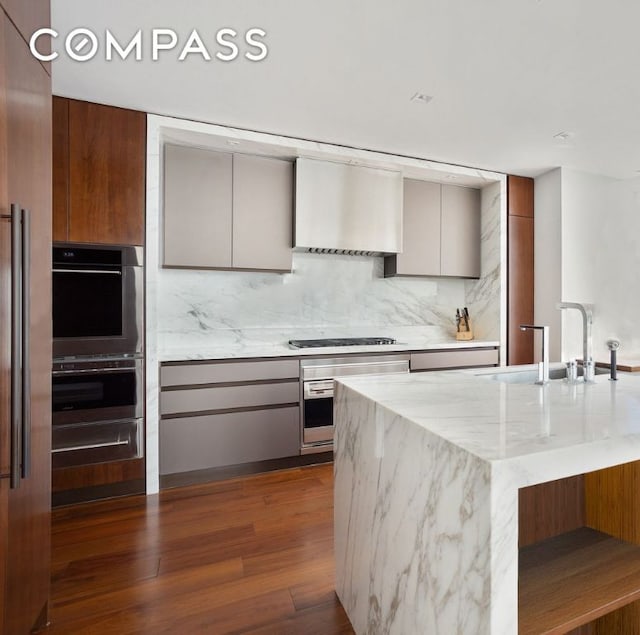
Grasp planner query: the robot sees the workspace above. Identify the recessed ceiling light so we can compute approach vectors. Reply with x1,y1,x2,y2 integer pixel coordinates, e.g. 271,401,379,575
553,131,574,141
410,92,433,105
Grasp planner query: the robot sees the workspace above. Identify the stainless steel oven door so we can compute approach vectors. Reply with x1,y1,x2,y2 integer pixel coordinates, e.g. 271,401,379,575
302,379,334,445
52,358,143,426
52,244,143,358
52,418,143,468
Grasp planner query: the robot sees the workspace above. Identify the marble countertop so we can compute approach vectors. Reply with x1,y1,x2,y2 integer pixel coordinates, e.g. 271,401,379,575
158,338,500,362
337,363,640,487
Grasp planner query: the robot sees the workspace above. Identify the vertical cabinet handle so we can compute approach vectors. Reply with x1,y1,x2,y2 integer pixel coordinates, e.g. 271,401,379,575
21,208,31,479
10,204,22,489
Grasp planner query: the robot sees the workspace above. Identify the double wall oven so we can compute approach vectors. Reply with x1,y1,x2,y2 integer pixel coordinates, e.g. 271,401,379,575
51,244,144,469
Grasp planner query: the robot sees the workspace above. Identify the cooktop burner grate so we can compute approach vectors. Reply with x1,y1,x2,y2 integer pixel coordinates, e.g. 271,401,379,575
288,337,397,349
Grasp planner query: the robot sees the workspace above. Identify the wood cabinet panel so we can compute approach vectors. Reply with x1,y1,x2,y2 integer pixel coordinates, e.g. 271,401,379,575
519,475,585,547
508,175,534,217
163,144,232,267
440,184,481,278
1,0,50,69
52,458,145,493
2,14,51,633
232,154,293,271
508,214,534,365
68,99,145,245
52,95,69,241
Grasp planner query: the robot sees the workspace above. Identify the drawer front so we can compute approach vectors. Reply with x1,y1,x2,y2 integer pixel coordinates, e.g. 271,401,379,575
52,419,143,469
161,381,299,416
411,348,499,371
161,359,300,387
160,406,300,474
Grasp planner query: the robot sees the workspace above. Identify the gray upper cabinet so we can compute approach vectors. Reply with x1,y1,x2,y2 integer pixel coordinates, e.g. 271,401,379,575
164,144,233,268
163,145,293,271
440,184,481,278
233,154,293,271
385,180,481,279
385,179,440,276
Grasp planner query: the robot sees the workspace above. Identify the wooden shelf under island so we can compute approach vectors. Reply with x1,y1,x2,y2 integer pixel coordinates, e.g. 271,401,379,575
519,527,640,634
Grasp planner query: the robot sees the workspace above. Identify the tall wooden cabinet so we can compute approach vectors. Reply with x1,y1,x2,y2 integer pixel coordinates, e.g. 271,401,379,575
52,97,146,245
0,2,52,633
507,175,534,365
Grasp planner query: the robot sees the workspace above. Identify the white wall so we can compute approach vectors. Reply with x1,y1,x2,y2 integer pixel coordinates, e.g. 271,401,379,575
534,168,562,361
535,167,640,362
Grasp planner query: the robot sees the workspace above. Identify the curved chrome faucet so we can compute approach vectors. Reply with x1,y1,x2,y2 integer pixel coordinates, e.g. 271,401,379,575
520,324,550,384
556,302,595,381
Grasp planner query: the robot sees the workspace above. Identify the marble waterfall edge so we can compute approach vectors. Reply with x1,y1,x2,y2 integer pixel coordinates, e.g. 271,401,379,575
334,384,494,634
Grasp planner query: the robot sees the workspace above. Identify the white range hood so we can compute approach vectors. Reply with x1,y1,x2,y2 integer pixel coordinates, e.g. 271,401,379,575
294,158,403,255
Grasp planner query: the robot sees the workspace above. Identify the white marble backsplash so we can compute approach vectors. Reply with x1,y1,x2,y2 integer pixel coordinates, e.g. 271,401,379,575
157,178,503,353
158,252,466,350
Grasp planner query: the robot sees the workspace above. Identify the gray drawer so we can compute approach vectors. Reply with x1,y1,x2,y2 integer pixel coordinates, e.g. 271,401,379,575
411,348,499,371
161,358,299,386
161,380,299,416
160,406,300,474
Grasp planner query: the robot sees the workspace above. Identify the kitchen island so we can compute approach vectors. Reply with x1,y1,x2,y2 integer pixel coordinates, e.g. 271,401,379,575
334,366,640,634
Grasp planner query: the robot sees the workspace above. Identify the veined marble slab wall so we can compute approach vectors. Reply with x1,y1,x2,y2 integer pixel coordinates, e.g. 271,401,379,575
157,181,503,354
145,113,506,493
159,253,462,352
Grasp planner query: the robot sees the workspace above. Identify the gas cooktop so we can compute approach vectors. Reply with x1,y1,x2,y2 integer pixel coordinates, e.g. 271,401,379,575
288,337,397,349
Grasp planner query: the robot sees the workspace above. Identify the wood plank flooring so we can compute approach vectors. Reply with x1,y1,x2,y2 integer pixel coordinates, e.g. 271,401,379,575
49,463,354,634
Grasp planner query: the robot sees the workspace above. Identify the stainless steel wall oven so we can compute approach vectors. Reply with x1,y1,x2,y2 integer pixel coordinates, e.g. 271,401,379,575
51,357,143,468
52,243,143,358
300,355,410,453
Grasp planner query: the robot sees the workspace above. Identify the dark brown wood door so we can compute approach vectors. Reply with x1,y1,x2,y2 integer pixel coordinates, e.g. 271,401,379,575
507,175,535,365
52,95,69,241
68,100,146,245
0,0,50,48
0,14,8,630
2,14,51,634
508,215,534,364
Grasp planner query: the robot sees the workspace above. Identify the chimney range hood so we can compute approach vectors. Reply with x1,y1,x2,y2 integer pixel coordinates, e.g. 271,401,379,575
294,158,403,256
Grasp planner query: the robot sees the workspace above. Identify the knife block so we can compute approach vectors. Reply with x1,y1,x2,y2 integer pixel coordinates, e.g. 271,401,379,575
456,320,474,341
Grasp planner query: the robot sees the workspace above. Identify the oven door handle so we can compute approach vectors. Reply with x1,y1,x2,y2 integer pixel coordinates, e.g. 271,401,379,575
304,381,334,400
52,268,122,275
52,366,137,376
52,439,130,453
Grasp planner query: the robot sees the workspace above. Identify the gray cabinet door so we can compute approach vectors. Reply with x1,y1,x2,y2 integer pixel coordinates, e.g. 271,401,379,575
232,154,293,271
160,407,300,474
388,179,441,276
163,144,233,268
440,184,481,278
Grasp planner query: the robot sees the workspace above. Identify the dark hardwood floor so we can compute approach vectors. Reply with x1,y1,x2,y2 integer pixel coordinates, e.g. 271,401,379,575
49,463,354,634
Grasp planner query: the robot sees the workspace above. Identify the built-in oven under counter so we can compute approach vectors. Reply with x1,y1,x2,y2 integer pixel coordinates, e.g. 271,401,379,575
52,356,143,469
300,355,410,454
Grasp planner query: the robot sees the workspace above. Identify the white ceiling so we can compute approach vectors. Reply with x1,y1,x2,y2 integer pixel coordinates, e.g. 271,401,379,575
50,0,640,179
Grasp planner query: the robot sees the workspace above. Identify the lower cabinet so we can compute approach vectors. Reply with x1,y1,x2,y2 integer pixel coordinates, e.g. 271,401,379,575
160,407,299,475
160,358,301,480
410,347,499,372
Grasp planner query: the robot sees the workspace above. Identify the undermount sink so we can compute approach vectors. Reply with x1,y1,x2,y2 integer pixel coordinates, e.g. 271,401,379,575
488,365,609,384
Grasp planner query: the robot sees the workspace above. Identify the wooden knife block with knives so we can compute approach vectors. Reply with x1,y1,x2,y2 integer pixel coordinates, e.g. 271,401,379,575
456,307,474,341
